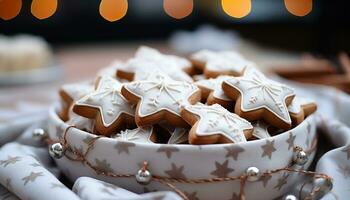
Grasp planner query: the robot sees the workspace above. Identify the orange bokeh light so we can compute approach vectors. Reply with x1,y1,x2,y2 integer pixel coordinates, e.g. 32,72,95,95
284,0,313,17
0,0,22,20
221,0,251,19
31,0,58,20
163,0,193,19
99,0,128,22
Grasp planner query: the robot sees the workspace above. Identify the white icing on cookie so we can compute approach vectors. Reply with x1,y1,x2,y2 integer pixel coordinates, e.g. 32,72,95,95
121,46,193,82
184,104,253,143
167,128,189,144
112,127,155,143
224,69,295,125
123,72,199,117
125,57,193,82
252,121,271,139
191,50,253,74
97,60,124,78
195,75,232,101
61,81,94,102
67,108,95,133
288,96,315,114
75,76,134,127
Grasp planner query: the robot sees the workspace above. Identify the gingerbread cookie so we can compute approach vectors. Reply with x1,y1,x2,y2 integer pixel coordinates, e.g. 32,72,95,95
195,75,234,108
167,128,189,144
96,60,124,80
288,96,317,125
73,76,135,136
59,82,94,121
67,109,95,133
251,121,272,140
112,127,157,143
135,46,193,74
181,103,253,144
117,46,193,82
121,72,201,127
190,49,254,78
222,68,295,129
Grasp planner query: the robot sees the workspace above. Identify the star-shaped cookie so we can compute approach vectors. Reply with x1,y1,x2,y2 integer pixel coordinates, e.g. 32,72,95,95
190,49,255,78
195,75,234,108
288,96,317,125
73,76,135,135
251,121,272,140
222,68,295,129
181,103,253,144
112,127,157,143
59,81,93,121
121,72,201,127
117,46,193,82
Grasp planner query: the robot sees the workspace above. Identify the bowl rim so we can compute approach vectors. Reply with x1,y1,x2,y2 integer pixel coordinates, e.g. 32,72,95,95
49,102,315,149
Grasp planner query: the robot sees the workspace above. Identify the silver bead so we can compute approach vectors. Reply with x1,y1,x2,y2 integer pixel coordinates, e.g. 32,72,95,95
32,128,47,140
49,143,65,159
293,149,308,166
284,194,297,200
313,178,333,198
135,169,152,185
245,166,261,182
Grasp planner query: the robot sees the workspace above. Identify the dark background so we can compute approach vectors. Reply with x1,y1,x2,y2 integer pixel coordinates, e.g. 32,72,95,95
1,0,349,55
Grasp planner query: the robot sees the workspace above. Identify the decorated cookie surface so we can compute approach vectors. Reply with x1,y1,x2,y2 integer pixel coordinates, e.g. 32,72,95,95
181,103,253,144
59,82,94,121
73,76,135,135
195,75,233,108
167,128,189,144
117,46,193,82
191,50,254,77
121,72,201,127
222,68,295,129
112,127,156,143
251,121,272,139
288,96,317,125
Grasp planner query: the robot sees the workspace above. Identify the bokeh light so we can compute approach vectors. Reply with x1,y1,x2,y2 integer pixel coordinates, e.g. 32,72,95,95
221,0,251,19
163,0,193,19
0,0,22,20
99,0,128,22
284,0,313,17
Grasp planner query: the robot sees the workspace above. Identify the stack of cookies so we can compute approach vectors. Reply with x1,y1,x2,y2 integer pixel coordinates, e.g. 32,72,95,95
58,46,317,145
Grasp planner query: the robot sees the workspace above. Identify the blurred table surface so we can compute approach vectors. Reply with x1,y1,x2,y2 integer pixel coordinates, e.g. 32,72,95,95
0,40,301,123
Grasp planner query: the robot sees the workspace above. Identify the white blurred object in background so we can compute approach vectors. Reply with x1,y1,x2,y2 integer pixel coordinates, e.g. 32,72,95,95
169,25,241,54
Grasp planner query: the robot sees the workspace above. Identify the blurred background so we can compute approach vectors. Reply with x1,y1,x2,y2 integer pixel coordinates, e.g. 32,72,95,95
1,0,349,53
1,0,350,130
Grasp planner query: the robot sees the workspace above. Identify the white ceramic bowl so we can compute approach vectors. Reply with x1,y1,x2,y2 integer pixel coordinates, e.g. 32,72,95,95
48,104,317,200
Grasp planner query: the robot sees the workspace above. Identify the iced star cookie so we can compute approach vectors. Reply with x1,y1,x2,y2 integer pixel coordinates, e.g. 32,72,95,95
67,110,95,133
59,82,94,121
73,76,135,136
195,75,233,108
181,104,253,144
96,60,124,81
190,49,255,78
288,96,317,125
135,46,193,74
111,127,157,143
167,128,189,144
222,69,295,129
121,72,201,127
117,46,193,82
251,121,272,140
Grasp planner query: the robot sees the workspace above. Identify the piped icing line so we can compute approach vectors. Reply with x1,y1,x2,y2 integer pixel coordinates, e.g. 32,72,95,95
123,72,200,117
112,127,155,143
223,68,295,125
184,104,253,143
74,76,134,127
